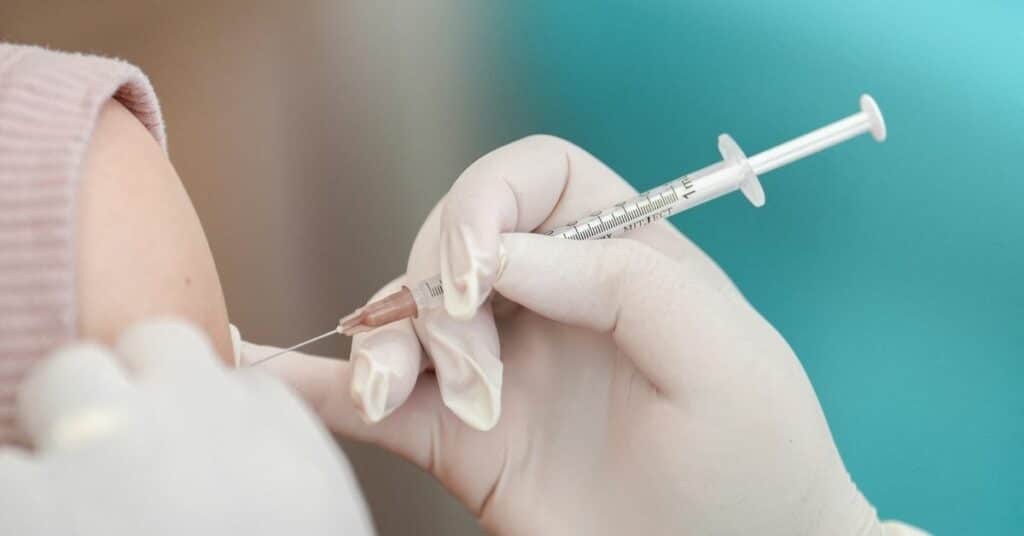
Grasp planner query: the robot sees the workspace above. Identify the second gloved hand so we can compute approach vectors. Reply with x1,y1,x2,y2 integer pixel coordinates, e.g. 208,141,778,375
0,320,373,536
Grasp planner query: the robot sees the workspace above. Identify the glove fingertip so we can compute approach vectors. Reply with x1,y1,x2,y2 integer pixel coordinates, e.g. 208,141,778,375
229,324,243,368
443,271,482,320
349,327,423,423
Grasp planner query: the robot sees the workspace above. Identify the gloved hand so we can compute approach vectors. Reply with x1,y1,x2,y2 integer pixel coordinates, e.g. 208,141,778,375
240,135,898,535
0,320,374,536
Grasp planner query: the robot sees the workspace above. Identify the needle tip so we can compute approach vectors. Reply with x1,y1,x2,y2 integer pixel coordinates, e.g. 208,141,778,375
248,329,339,367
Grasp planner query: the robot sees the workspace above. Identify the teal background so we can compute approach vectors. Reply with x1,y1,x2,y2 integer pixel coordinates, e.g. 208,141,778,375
475,1,1023,533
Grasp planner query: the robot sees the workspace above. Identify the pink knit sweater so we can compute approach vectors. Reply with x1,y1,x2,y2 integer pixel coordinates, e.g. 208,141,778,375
0,44,166,445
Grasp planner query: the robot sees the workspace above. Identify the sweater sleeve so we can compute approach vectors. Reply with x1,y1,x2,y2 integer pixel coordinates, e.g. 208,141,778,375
0,43,165,446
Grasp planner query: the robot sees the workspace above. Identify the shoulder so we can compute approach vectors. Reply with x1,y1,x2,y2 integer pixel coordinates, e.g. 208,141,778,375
0,45,230,361
77,98,233,362
0,47,232,445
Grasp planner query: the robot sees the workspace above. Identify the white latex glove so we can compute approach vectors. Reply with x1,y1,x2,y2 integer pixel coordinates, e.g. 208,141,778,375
0,320,374,536
242,135,920,534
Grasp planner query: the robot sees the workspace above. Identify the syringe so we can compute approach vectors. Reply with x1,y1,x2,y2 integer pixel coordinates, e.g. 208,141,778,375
249,94,886,366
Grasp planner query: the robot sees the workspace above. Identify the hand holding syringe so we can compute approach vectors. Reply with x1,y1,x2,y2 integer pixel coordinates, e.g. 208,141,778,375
251,94,886,366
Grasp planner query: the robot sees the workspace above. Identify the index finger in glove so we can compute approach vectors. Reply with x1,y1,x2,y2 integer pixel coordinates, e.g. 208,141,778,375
412,135,737,430
495,233,761,397
437,134,739,320
408,203,503,431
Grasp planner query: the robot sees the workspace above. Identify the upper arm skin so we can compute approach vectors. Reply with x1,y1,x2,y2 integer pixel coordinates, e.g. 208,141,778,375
76,100,232,363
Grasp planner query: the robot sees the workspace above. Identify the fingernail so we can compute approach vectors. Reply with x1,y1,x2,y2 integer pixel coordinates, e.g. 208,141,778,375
448,271,480,320
228,324,242,368
496,241,508,281
349,352,394,423
432,345,502,431
441,227,482,320
442,357,501,431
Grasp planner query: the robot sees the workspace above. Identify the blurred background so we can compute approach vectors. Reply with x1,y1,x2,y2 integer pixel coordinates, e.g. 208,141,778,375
3,0,1021,533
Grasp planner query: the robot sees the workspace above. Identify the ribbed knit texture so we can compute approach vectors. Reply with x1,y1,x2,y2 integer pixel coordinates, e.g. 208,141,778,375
0,44,165,445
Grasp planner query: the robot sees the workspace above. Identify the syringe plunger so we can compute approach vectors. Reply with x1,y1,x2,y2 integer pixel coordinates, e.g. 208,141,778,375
748,94,886,176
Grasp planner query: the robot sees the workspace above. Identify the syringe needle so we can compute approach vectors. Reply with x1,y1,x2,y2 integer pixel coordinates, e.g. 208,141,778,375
247,328,339,367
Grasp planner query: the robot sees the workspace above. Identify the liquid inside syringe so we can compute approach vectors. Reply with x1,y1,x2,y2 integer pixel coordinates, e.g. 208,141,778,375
251,94,886,365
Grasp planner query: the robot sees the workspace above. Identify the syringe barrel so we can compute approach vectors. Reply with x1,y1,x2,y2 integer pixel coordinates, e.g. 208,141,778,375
543,162,744,241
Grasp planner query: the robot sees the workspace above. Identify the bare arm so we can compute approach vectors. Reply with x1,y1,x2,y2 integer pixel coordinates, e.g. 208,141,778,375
76,100,232,362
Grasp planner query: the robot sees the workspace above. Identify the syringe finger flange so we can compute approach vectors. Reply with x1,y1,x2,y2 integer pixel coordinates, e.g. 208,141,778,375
718,133,764,208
